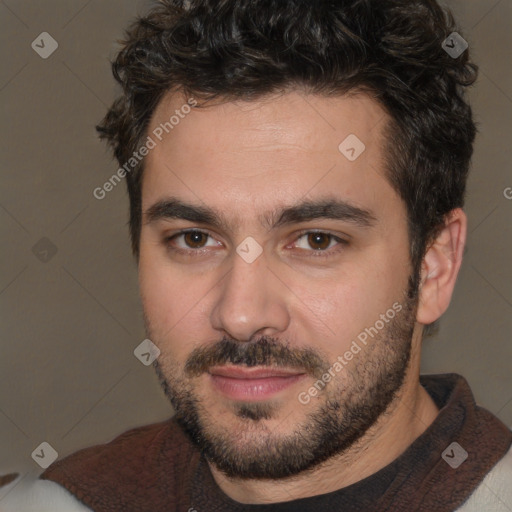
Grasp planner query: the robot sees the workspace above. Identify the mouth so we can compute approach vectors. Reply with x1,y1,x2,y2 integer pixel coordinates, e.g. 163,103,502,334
208,365,307,401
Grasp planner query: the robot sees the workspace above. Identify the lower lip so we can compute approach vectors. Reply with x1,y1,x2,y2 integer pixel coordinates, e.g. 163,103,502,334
209,374,306,401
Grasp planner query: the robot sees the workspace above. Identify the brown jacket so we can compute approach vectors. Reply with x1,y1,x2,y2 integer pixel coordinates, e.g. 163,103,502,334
40,374,512,511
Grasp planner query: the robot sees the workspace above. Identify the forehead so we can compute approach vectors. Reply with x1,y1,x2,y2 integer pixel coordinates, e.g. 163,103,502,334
149,89,387,154
142,90,400,226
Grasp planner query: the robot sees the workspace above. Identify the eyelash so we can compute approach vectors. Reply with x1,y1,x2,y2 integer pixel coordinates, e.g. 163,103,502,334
164,229,348,258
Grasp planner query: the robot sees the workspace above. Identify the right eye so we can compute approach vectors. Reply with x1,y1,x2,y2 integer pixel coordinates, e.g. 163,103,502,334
165,229,223,255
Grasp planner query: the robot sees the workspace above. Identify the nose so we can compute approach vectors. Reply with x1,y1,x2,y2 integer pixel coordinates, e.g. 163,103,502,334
210,249,290,342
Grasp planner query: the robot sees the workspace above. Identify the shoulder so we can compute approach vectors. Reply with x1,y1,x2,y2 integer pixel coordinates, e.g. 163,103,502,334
0,474,92,511
42,417,191,482
457,444,512,511
38,417,199,508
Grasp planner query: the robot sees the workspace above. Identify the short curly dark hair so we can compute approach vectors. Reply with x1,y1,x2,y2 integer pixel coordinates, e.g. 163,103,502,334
97,0,477,285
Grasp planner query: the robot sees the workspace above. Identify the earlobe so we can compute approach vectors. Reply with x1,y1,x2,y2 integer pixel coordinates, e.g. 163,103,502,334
416,208,467,325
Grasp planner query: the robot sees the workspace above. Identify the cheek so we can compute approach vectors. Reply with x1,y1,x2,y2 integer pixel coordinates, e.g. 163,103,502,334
138,253,213,348
293,280,372,355
289,260,405,355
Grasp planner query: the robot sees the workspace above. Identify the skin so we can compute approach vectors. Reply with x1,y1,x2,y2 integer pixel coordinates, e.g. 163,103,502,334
138,89,466,504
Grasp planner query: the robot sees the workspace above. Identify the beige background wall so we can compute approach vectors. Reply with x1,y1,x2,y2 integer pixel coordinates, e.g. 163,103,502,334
1,0,511,490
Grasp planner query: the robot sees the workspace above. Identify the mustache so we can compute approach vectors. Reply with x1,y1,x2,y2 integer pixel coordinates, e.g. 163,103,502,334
184,336,329,379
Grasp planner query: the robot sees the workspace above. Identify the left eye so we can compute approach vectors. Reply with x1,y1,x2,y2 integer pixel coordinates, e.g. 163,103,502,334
293,232,343,251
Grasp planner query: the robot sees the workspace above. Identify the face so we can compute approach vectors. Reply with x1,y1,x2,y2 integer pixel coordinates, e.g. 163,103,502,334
139,90,418,479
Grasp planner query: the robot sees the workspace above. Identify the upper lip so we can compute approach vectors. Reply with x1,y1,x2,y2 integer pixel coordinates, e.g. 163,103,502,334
208,366,305,379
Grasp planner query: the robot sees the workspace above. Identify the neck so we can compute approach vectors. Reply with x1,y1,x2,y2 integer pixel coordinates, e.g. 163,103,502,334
208,351,439,504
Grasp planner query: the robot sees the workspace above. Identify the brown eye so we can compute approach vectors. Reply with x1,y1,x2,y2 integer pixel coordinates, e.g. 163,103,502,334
292,231,347,257
307,232,332,250
166,229,221,255
183,231,208,248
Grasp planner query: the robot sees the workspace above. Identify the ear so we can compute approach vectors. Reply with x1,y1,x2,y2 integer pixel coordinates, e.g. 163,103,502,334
416,208,467,325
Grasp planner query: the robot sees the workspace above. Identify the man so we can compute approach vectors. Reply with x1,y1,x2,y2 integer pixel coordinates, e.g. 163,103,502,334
2,0,511,510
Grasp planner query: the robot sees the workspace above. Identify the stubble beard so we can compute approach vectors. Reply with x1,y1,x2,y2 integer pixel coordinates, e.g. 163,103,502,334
149,287,418,480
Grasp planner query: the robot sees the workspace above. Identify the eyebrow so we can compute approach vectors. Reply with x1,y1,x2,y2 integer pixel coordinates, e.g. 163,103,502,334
144,197,377,232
